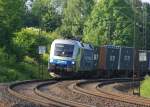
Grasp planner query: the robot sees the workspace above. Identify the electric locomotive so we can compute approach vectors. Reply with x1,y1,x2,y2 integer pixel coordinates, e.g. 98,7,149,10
48,39,96,77
48,39,150,78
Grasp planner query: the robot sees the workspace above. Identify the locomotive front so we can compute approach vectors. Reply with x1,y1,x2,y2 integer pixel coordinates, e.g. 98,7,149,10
48,39,78,77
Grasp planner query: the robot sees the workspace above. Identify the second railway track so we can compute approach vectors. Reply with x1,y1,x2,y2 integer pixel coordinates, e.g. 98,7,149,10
72,78,150,107
8,78,150,107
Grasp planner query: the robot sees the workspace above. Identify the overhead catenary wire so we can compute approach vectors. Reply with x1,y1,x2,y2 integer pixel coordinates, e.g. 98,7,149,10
132,0,148,96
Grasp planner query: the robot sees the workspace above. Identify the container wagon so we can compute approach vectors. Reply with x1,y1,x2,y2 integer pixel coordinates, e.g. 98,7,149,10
99,45,120,77
118,47,134,76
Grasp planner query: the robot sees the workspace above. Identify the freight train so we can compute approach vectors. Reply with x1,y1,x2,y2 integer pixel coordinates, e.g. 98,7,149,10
48,39,150,78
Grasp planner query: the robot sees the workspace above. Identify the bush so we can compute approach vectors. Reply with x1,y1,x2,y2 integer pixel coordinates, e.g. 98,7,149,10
0,27,58,82
0,48,9,65
0,48,16,66
0,65,21,82
0,49,39,82
41,53,49,65
13,27,60,61
141,75,150,98
24,56,37,64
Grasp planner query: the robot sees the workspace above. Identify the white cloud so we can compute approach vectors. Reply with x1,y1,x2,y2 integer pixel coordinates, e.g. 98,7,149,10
141,0,150,4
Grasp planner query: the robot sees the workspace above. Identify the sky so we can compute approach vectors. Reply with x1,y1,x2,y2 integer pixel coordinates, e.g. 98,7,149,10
141,0,150,4
26,0,32,10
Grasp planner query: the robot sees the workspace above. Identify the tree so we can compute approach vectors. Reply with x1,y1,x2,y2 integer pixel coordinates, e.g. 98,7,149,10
83,0,136,46
31,0,62,31
0,0,26,52
13,27,60,60
143,3,150,50
58,0,94,38
50,0,67,15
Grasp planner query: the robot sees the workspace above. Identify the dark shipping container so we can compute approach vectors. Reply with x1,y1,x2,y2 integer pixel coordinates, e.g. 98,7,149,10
147,51,150,71
118,47,134,70
99,45,120,71
80,49,94,71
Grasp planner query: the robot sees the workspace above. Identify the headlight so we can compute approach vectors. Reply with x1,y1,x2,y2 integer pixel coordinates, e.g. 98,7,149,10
50,59,53,63
72,61,75,65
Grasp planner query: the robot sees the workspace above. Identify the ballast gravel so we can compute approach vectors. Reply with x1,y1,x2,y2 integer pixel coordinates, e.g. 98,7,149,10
0,84,45,107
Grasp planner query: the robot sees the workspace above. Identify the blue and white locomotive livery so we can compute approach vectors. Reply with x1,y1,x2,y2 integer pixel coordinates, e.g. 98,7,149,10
48,39,95,77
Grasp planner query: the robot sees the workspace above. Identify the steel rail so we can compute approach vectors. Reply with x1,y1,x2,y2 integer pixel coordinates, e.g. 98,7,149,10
96,81,150,106
72,78,150,107
8,79,74,107
34,81,91,107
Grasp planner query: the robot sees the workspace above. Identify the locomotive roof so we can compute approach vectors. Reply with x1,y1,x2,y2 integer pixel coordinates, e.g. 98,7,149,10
53,39,78,44
102,45,120,49
102,45,134,49
53,39,93,50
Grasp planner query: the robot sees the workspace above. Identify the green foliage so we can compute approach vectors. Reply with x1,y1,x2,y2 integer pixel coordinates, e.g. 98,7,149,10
17,62,38,79
13,27,59,60
141,75,150,98
24,56,37,65
0,48,49,82
0,66,18,82
0,49,26,82
59,0,94,38
31,0,62,31
0,48,16,67
0,0,25,51
41,53,49,65
144,4,150,50
83,0,135,46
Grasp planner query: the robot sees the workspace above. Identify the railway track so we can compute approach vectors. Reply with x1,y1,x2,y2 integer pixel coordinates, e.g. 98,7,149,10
72,78,150,107
8,80,62,107
8,79,90,107
97,81,150,104
8,78,150,107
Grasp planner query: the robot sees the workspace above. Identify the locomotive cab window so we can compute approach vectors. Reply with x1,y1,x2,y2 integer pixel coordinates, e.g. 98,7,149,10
54,44,74,57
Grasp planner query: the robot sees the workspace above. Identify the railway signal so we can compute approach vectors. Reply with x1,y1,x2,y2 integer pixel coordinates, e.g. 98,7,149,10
38,46,46,79
39,46,46,54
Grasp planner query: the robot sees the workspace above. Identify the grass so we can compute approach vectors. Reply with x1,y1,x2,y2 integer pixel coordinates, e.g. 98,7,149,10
140,75,150,98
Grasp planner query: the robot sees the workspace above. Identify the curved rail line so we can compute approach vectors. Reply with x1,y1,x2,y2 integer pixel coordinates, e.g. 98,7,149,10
35,81,91,107
8,79,90,107
8,78,150,107
8,79,73,107
97,81,150,104
72,78,150,107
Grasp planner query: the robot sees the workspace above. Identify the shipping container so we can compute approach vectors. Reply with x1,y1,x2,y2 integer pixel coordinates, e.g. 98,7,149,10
99,45,120,71
80,49,94,71
99,46,105,70
134,50,148,74
118,47,134,70
93,46,100,70
147,51,150,71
